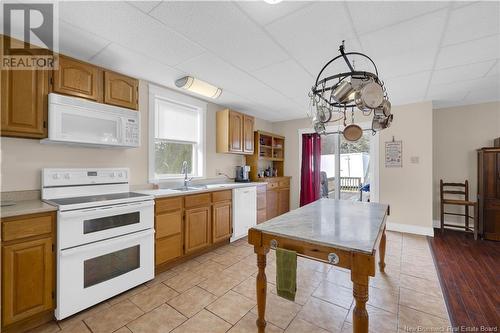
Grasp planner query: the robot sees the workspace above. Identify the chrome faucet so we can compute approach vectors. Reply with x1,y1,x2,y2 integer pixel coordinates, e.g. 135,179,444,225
181,161,191,188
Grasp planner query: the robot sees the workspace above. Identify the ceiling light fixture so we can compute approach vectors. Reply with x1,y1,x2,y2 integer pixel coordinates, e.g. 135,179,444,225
264,0,283,4
308,41,393,140
175,76,222,99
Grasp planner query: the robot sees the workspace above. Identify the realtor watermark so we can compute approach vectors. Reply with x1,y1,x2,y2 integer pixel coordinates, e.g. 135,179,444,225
1,2,58,70
402,325,498,332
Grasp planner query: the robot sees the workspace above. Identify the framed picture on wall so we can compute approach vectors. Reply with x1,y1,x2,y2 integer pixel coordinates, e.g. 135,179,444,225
385,140,402,168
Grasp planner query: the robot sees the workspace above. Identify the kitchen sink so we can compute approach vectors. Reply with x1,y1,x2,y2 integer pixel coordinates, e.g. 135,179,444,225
171,185,207,191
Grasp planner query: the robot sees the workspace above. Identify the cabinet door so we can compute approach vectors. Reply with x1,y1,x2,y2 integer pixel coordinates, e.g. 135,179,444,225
213,202,232,243
243,115,254,154
104,71,138,110
156,234,183,265
278,188,290,216
266,189,279,220
228,111,243,152
184,206,211,254
1,68,48,138
53,56,101,101
155,209,183,266
2,237,53,326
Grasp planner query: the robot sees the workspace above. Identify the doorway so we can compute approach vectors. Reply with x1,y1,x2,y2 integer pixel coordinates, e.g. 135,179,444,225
299,123,379,202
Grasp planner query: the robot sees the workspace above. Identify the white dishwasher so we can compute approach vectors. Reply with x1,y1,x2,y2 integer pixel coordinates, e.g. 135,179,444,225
231,186,257,242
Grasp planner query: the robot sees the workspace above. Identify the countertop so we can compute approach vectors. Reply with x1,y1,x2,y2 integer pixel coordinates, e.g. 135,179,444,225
1,199,57,219
252,199,389,254
136,182,267,199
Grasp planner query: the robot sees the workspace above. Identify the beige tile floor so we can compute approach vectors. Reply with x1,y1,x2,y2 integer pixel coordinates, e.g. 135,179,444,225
29,231,451,333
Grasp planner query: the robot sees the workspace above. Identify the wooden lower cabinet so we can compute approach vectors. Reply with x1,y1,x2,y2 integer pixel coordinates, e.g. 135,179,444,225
184,206,211,254
213,202,232,243
1,212,56,332
261,177,291,222
155,203,183,266
266,189,279,220
278,187,290,216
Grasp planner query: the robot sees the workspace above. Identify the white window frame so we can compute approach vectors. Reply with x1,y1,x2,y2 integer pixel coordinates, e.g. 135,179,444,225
297,121,379,202
148,84,206,183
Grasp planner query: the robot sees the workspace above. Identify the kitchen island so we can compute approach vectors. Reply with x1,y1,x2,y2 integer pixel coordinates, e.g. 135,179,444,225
248,199,389,333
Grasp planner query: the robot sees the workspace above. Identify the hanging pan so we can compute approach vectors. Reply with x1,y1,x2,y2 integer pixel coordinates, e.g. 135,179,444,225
343,124,363,141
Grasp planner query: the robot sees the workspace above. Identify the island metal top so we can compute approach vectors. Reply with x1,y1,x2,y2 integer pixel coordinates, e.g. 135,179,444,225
252,199,389,254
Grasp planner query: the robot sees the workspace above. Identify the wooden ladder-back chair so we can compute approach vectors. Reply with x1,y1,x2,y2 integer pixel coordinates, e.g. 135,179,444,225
440,180,478,240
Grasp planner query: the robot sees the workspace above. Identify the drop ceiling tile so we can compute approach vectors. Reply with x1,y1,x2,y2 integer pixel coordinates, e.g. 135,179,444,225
266,2,358,75
374,49,436,80
435,35,500,69
91,43,185,90
442,2,500,46
127,1,161,14
430,60,495,86
58,21,110,61
235,1,310,26
427,75,498,104
252,59,314,106
59,1,204,66
486,61,499,77
360,9,448,58
347,1,449,35
384,71,431,105
463,75,500,104
149,1,288,71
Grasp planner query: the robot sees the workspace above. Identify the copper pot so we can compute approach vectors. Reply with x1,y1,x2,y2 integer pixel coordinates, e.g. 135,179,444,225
343,124,363,141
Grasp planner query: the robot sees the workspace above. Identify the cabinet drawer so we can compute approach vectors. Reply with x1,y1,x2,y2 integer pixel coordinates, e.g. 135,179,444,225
212,190,232,203
267,182,279,190
185,193,211,208
155,197,183,214
156,234,182,265
2,214,53,242
156,211,182,239
278,179,290,188
257,184,267,194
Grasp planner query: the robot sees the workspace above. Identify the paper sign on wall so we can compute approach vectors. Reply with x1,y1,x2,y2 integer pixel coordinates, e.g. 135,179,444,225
385,140,402,168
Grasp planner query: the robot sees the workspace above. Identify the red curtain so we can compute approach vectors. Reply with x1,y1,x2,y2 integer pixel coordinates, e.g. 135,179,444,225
300,133,321,206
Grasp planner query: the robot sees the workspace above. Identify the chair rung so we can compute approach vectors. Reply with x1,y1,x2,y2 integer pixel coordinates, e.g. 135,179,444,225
443,190,466,195
443,212,471,217
442,183,466,187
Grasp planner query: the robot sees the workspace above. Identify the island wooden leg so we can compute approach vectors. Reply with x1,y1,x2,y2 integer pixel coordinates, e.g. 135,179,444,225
351,273,369,333
255,249,269,333
379,227,386,273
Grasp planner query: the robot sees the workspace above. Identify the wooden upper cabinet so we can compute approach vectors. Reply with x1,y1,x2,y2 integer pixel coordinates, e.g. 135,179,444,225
104,71,139,110
2,237,53,326
213,202,232,243
52,55,102,102
184,206,211,254
229,111,244,152
216,109,254,155
1,68,48,138
243,115,255,154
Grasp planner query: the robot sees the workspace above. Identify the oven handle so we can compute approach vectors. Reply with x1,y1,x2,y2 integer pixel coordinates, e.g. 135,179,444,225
59,200,154,217
60,229,154,257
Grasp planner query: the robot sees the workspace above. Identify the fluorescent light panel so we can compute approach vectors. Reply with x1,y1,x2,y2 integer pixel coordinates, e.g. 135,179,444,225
175,76,222,99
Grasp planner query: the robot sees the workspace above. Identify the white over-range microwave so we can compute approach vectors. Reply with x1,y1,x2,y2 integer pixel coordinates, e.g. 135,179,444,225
42,93,140,148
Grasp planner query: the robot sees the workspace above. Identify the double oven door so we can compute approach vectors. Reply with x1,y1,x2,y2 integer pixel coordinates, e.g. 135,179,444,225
56,200,154,320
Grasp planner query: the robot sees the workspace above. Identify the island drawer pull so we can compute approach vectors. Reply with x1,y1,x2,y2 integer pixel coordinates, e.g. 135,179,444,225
328,253,339,265
270,239,278,249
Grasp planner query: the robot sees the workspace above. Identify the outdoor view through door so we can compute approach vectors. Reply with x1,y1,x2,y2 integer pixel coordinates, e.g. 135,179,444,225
320,131,372,201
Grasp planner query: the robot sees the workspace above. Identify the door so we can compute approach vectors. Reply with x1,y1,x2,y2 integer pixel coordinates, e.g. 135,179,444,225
104,71,139,110
278,188,290,216
228,111,243,152
213,202,232,243
184,206,211,253
2,237,53,326
243,115,255,153
56,229,154,320
1,68,48,138
266,189,278,220
53,56,102,101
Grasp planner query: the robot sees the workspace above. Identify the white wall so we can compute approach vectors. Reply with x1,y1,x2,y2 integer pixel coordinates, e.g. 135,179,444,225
432,102,500,226
0,81,273,191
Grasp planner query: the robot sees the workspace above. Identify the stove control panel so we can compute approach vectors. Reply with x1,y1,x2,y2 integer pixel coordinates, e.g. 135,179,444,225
42,168,130,187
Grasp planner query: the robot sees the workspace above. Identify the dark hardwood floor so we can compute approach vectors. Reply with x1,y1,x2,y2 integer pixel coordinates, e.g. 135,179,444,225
428,229,500,329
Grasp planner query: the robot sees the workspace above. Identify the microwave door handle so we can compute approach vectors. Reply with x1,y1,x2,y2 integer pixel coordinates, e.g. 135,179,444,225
60,229,154,257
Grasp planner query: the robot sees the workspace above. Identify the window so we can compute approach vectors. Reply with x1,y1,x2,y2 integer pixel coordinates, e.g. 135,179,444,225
149,85,206,181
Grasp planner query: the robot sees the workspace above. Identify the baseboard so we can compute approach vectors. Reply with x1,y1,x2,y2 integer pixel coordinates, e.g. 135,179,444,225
386,222,435,237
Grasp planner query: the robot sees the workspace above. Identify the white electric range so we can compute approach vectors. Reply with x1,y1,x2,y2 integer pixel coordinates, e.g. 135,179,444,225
42,168,155,320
